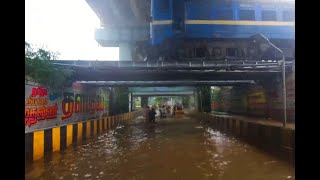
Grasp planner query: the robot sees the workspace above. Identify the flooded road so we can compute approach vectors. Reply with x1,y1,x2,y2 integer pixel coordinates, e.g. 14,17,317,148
25,116,295,180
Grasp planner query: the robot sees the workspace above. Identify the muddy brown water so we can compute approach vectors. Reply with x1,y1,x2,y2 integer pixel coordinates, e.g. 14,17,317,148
25,116,295,180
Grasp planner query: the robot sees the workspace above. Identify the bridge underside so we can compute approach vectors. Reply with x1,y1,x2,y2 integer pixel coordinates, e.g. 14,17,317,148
129,87,195,96
132,92,194,96
74,70,280,82
55,60,293,82
77,80,255,87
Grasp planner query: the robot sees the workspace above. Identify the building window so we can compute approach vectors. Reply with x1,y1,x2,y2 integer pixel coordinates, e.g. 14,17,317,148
196,48,206,57
239,10,255,20
160,0,169,12
238,48,246,57
282,11,294,21
261,10,277,21
227,48,237,57
215,10,233,20
213,48,222,56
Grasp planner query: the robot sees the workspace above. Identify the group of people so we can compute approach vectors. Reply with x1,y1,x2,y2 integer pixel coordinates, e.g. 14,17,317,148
143,105,173,123
159,105,172,118
143,104,184,122
143,105,157,123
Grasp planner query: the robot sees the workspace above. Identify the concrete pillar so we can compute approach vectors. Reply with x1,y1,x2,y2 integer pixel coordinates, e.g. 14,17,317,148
128,93,132,112
109,88,115,116
194,91,199,112
197,86,211,113
141,96,148,107
119,43,132,61
189,95,195,111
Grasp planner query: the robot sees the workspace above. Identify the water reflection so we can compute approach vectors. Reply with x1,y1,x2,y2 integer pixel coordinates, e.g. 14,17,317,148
25,117,295,180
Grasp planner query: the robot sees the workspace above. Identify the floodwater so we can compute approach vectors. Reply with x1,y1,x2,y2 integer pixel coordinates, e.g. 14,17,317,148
25,116,295,180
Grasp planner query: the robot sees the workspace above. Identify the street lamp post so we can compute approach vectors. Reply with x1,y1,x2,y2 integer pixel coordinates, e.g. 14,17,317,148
251,34,287,128
199,90,203,113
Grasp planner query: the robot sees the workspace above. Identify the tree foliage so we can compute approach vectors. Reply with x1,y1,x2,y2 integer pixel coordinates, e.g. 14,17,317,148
154,97,169,106
25,42,74,89
182,96,190,107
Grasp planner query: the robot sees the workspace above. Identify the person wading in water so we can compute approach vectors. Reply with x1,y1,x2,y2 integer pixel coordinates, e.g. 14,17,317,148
149,107,157,123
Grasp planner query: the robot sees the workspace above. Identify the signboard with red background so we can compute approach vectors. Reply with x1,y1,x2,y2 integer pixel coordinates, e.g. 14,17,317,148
25,82,109,133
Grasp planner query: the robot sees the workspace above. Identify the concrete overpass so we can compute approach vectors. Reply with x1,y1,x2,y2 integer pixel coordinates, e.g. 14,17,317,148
129,87,195,96
53,60,294,82
86,0,150,61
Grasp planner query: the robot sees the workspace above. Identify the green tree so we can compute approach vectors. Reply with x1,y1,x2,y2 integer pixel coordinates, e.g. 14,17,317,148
25,42,74,89
154,97,170,106
182,96,190,107
141,96,148,107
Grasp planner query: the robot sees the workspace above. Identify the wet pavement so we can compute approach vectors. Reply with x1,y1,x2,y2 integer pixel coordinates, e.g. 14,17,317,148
25,116,295,180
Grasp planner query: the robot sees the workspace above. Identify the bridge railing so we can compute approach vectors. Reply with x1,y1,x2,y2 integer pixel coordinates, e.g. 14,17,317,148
53,59,293,68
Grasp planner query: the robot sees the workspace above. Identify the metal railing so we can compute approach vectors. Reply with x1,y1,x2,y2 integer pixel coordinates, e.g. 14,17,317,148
53,59,294,71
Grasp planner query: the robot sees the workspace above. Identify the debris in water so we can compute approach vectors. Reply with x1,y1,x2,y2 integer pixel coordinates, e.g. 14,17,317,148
264,161,276,165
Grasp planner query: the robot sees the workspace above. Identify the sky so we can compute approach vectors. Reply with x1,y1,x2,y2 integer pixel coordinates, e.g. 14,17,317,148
25,0,119,60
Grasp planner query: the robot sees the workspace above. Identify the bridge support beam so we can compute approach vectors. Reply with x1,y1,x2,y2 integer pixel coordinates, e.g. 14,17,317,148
119,42,132,61
194,91,199,112
129,92,133,112
109,88,115,116
197,86,212,113
109,87,129,115
189,95,196,111
141,96,149,108
94,25,149,61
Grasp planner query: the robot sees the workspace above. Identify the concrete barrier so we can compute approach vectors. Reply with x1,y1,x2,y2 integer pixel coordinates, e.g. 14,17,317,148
25,110,143,162
199,113,294,165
